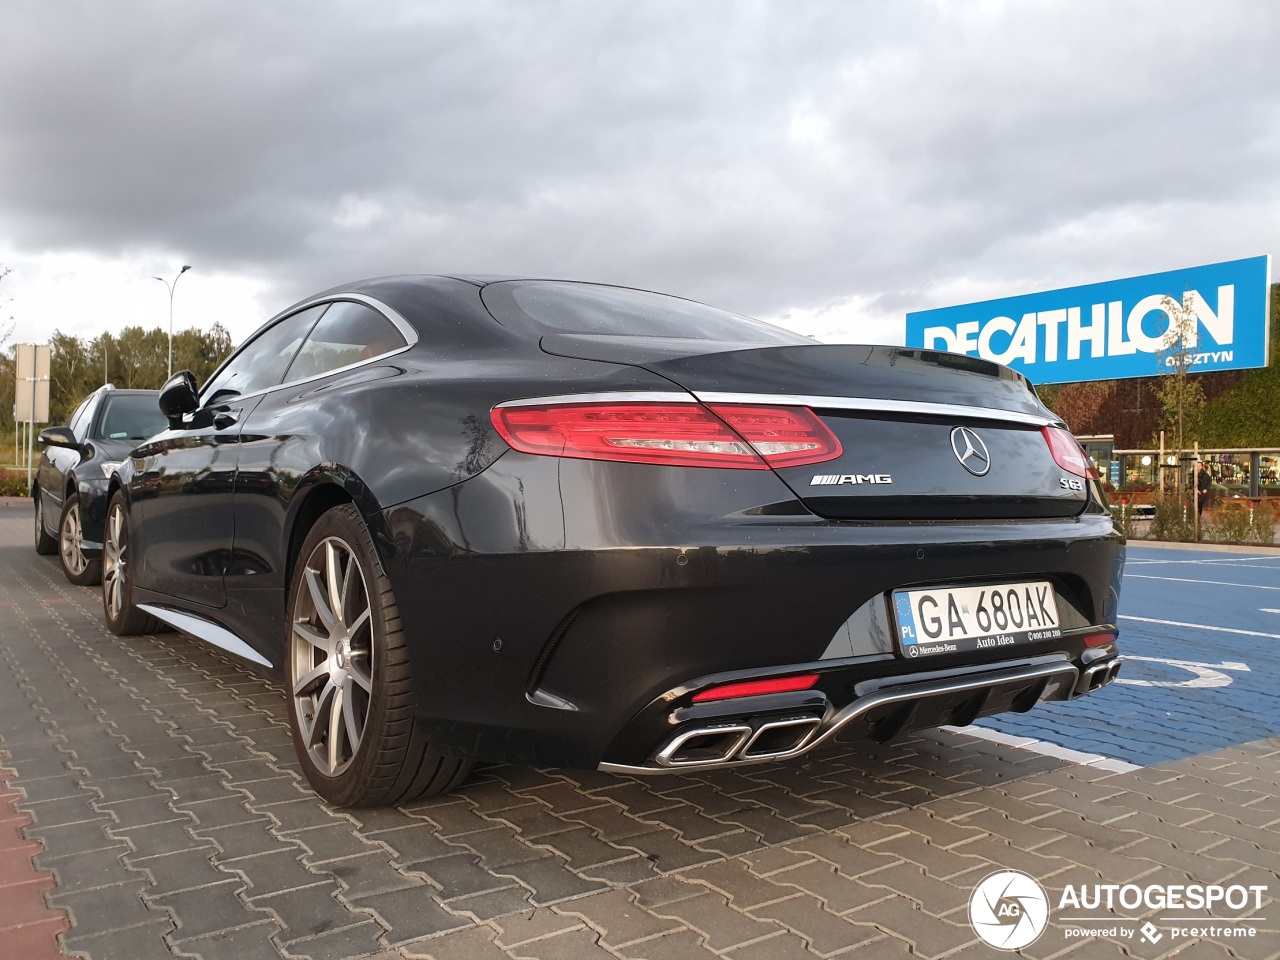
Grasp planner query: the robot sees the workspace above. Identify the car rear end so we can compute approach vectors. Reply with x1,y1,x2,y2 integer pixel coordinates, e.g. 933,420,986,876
388,281,1124,773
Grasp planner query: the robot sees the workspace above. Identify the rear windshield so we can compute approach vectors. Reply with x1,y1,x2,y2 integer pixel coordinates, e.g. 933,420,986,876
481,280,808,344
97,394,167,441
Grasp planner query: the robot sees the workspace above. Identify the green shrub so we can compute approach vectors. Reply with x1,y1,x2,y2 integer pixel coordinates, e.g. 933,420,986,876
1149,493,1194,542
1112,503,1140,540
0,469,30,497
1250,501,1276,546
1209,503,1253,544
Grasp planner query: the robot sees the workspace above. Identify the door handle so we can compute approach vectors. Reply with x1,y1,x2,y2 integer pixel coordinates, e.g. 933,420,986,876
213,408,240,430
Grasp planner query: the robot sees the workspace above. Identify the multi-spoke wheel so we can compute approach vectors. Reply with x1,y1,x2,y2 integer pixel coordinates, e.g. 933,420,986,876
34,491,57,555
59,496,102,586
101,491,162,635
286,503,472,806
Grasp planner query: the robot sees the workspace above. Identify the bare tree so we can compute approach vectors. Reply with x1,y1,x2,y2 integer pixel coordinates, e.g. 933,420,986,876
1154,294,1206,534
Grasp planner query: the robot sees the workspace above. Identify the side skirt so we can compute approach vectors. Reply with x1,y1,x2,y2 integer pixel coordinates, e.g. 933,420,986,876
137,603,274,668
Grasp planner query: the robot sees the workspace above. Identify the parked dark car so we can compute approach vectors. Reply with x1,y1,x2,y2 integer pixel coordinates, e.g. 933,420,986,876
34,385,167,585
101,276,1124,807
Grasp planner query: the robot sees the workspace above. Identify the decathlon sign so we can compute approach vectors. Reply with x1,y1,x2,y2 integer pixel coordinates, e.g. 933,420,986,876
905,256,1271,385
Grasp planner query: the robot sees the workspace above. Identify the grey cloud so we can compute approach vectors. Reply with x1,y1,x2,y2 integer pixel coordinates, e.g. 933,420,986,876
1,0,1276,327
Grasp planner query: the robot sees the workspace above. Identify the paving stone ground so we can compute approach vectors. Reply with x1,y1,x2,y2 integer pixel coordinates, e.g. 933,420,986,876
0,501,1277,959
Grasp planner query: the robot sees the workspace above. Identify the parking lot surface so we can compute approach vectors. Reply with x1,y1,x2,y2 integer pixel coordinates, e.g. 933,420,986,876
1,500,1277,960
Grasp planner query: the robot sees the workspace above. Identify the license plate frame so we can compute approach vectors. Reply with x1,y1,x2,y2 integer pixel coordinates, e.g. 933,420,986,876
892,581,1062,659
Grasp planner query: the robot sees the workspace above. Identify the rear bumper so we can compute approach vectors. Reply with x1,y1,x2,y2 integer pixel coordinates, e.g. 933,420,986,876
600,652,1121,774
380,455,1125,769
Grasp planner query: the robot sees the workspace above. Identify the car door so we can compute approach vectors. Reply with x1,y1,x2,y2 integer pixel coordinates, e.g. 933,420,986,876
38,394,97,520
130,305,327,607
228,299,412,601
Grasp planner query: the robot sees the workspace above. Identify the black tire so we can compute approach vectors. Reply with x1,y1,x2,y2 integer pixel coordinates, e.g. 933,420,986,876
286,502,473,807
34,491,57,555
101,491,163,635
59,495,102,586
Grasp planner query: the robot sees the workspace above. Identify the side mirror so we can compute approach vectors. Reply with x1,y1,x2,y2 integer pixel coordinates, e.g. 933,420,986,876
158,370,200,424
38,426,78,449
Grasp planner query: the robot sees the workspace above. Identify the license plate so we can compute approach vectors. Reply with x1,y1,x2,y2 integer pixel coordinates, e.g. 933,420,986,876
892,581,1061,658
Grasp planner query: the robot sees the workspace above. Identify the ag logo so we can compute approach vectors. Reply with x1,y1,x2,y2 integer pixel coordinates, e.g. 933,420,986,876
968,870,1049,950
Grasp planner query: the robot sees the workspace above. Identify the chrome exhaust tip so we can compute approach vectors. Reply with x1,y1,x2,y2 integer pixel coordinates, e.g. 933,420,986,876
655,724,752,767
1076,658,1121,696
740,716,822,760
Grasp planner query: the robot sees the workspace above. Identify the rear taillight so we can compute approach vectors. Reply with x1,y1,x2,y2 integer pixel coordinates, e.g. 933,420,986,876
1042,426,1097,479
491,401,841,470
691,674,821,702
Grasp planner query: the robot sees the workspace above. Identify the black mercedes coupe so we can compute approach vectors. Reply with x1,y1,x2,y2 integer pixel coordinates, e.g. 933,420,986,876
101,276,1124,807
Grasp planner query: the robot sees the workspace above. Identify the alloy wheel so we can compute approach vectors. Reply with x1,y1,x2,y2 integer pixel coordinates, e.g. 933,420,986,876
290,536,374,778
60,502,88,577
102,501,127,620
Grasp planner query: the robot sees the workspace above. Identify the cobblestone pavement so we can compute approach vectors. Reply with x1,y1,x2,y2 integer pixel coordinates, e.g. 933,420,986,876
1,502,1277,960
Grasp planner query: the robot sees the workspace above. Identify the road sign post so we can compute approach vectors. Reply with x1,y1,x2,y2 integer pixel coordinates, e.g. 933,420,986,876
14,343,51,495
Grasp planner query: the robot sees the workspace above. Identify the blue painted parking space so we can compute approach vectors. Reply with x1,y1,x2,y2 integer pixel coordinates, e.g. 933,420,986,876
974,545,1280,766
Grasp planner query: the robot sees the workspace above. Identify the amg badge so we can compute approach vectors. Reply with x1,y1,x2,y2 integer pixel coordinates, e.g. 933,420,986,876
810,474,893,486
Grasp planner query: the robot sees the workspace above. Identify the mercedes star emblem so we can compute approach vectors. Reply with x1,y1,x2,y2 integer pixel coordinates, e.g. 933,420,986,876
950,426,991,476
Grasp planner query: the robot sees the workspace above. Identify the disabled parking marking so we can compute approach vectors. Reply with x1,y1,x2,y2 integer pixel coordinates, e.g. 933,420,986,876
1114,655,1250,689
1119,614,1280,640
977,544,1280,767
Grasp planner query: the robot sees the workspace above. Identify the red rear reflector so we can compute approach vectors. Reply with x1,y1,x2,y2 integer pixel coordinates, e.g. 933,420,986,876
491,401,841,470
1083,632,1117,647
691,673,820,702
1042,426,1097,479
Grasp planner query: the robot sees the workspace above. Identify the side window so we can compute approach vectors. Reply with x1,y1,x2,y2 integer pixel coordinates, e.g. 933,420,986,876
284,301,408,383
201,304,328,403
69,396,100,443
66,398,92,440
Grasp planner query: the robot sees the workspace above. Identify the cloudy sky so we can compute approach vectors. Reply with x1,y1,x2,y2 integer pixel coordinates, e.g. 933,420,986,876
1,0,1276,349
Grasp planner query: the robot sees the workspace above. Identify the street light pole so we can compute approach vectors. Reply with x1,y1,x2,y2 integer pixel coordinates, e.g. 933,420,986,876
153,264,192,378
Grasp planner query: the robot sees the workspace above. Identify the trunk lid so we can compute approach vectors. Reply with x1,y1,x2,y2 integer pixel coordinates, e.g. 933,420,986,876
541,338,1086,520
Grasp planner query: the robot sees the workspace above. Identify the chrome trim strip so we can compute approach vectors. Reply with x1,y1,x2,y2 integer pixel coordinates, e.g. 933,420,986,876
493,390,1057,427
495,391,693,408
599,661,1078,775
694,392,1057,427
138,604,274,668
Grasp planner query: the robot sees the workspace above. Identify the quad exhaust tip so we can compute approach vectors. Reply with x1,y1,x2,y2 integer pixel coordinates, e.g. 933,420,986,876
656,717,821,767
1077,657,1122,696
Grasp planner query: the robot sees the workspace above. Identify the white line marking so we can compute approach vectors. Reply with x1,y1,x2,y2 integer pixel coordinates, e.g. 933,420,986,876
1262,609,1280,614
1126,559,1280,568
943,725,1140,772
1120,614,1280,640
1126,575,1280,590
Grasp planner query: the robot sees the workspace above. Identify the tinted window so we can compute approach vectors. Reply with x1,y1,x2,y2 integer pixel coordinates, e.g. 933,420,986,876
202,304,327,402
72,394,106,442
97,394,169,442
284,301,407,383
67,398,93,441
482,281,807,344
